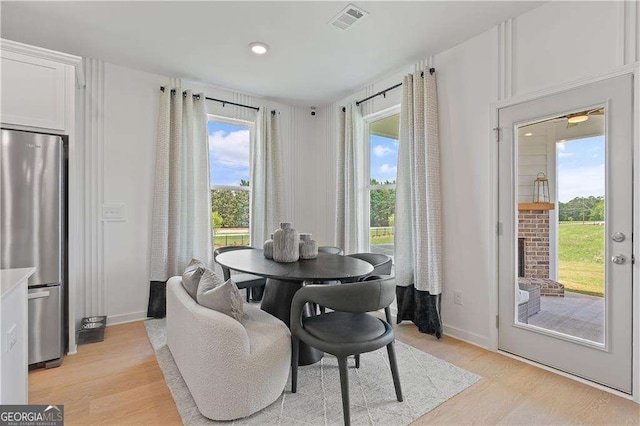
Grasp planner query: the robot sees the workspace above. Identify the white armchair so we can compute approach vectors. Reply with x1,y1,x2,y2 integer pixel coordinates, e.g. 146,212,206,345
166,277,291,421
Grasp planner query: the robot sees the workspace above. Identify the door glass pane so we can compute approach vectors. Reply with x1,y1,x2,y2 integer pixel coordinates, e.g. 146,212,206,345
516,106,605,345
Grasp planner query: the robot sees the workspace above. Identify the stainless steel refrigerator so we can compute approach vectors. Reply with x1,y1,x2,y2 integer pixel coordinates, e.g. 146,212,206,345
1,129,65,366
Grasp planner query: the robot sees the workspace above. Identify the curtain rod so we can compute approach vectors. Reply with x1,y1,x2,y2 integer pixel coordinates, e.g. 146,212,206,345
342,68,435,112
160,87,261,112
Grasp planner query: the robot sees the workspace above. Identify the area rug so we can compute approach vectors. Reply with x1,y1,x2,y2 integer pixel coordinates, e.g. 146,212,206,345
145,319,480,425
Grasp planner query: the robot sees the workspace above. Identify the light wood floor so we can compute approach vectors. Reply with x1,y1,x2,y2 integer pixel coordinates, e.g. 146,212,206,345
29,321,639,425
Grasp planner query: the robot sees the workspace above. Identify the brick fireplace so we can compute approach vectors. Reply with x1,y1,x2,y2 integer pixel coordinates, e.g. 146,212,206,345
518,204,564,297
518,209,550,279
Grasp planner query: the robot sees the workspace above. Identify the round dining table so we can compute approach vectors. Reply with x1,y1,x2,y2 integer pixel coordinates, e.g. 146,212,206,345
215,249,374,365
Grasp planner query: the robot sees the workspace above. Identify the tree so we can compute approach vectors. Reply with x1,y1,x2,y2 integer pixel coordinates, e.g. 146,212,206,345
212,211,223,229
212,189,241,227
588,200,605,222
559,196,604,222
211,180,250,229
369,178,396,227
235,189,250,228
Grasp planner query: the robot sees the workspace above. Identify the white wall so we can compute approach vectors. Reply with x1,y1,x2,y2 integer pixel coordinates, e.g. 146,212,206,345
513,2,624,96
518,133,549,203
102,63,166,324
433,28,499,346
318,1,639,348
291,106,339,246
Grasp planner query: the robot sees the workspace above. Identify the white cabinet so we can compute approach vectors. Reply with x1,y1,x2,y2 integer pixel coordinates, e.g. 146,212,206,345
1,52,66,130
1,268,35,404
1,51,66,130
1,39,82,132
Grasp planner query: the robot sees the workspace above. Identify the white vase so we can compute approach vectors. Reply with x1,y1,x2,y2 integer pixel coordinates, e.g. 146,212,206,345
273,223,299,263
299,233,318,260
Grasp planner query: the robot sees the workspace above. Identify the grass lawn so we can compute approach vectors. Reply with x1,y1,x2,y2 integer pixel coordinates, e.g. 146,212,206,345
558,223,604,296
371,235,394,245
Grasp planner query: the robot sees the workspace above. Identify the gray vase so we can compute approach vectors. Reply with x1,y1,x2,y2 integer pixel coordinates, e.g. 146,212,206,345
299,233,318,260
263,238,274,259
273,223,299,263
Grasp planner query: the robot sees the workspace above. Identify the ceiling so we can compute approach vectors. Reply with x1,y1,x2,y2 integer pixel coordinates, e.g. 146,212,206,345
518,110,605,142
0,1,544,106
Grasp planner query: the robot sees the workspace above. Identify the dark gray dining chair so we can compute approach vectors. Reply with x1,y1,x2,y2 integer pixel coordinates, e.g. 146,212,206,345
213,246,266,303
346,253,392,278
318,246,344,255
311,246,343,314
290,276,402,426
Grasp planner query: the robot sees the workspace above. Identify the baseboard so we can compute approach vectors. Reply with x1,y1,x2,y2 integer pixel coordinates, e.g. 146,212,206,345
442,323,489,349
389,307,489,350
67,344,77,355
106,311,149,326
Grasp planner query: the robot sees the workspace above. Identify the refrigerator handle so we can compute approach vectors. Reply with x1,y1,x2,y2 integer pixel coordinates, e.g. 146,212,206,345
28,291,50,300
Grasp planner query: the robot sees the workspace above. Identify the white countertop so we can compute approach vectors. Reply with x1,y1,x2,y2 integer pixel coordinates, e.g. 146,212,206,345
0,268,35,297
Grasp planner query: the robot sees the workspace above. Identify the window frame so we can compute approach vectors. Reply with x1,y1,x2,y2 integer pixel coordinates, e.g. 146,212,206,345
362,105,401,254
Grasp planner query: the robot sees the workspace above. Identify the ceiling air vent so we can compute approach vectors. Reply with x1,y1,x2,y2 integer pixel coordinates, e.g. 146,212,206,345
329,4,369,30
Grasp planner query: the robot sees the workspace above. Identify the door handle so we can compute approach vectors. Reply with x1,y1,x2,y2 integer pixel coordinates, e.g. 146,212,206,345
611,255,627,265
28,291,50,299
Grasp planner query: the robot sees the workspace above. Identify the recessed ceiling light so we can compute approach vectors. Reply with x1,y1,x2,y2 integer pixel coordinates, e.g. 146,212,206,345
249,42,269,55
567,114,589,124
525,132,533,137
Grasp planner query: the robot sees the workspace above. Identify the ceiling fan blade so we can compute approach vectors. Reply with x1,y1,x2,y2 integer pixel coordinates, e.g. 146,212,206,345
586,107,604,116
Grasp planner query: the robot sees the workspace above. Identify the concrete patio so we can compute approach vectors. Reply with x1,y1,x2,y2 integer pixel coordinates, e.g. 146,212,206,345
528,291,604,343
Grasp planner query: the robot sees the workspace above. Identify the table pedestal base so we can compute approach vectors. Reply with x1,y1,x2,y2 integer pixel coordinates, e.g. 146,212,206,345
260,278,323,366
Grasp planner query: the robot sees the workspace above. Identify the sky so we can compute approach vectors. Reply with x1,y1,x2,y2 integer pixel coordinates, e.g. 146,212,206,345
207,119,599,201
370,134,398,183
557,135,605,202
208,120,250,186
209,121,400,186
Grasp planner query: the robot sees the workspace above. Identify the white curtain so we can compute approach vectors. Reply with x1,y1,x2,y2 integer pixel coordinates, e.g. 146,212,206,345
149,88,212,282
395,69,443,336
335,103,366,254
250,108,284,247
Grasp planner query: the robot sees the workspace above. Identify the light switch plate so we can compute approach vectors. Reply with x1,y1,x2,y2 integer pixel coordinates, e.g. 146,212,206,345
102,204,125,222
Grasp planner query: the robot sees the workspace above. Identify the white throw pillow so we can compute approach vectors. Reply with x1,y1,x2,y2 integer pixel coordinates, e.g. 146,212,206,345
196,268,244,322
182,258,206,300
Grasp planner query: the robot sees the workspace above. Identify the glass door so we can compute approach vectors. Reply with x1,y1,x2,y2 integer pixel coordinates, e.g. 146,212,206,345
498,75,633,393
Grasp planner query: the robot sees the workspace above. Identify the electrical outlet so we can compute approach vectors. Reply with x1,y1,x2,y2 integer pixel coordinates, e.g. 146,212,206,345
7,324,17,351
454,291,463,305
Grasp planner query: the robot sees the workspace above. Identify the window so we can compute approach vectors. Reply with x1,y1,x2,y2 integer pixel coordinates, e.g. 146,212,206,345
208,118,252,248
367,112,399,258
